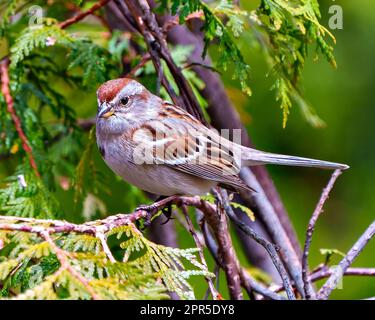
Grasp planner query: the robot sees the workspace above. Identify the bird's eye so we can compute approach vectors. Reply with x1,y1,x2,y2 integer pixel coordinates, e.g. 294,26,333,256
120,96,129,106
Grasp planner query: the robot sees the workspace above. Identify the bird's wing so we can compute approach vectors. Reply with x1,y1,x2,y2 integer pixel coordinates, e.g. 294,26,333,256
128,112,253,192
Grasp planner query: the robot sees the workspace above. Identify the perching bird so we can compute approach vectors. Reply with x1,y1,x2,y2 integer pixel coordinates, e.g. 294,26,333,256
96,78,348,196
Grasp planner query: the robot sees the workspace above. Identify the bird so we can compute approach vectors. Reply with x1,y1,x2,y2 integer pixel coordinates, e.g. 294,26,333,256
96,78,349,197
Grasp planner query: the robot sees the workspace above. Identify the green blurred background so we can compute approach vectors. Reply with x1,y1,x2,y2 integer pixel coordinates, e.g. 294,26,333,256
1,0,374,299
236,0,375,299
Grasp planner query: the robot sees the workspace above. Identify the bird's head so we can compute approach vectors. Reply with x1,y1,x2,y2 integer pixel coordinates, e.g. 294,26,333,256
96,78,159,135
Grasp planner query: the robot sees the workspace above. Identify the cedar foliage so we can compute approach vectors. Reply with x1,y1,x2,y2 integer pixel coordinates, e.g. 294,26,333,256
0,0,335,299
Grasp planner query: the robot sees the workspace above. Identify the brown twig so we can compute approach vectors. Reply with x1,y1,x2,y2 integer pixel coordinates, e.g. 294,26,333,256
95,230,116,263
311,267,375,282
0,58,40,177
59,0,112,29
317,221,375,300
63,2,111,30
125,53,151,77
198,199,243,299
181,205,220,300
239,269,286,300
302,169,343,299
162,12,204,33
199,213,286,300
271,267,375,294
239,168,308,297
216,188,296,300
0,196,214,236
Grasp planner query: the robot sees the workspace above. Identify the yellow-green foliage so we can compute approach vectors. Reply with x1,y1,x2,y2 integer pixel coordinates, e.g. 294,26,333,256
0,221,213,300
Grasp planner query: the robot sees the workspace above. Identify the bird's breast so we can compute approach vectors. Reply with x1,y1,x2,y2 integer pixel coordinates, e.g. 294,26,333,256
96,136,215,196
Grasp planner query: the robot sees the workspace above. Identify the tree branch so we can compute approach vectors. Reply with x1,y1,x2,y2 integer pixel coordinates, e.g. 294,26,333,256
200,213,286,300
270,267,375,295
311,267,375,282
201,198,243,300
181,205,220,300
239,167,309,297
0,57,40,177
317,221,375,300
216,188,296,300
59,0,112,29
302,169,343,299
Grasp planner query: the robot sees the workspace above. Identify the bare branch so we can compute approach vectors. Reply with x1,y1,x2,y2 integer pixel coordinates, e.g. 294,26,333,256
317,221,375,300
302,169,343,299
59,0,112,29
96,230,116,263
0,58,40,177
181,205,220,300
271,267,375,294
125,53,151,77
216,188,296,300
311,267,375,282
202,198,243,300
200,213,286,300
239,269,286,300
239,167,308,297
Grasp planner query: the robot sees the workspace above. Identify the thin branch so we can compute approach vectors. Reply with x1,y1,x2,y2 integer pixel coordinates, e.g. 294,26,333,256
125,53,151,77
181,205,220,300
311,267,375,283
239,269,286,300
64,2,111,30
216,188,296,300
0,196,214,236
317,221,375,300
0,58,40,177
59,0,112,29
96,230,116,263
302,169,343,299
239,167,309,297
199,214,286,300
124,0,177,99
201,198,243,299
162,11,204,33
270,267,375,294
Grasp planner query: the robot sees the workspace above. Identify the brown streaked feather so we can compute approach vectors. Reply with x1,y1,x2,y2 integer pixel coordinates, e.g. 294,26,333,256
128,111,253,192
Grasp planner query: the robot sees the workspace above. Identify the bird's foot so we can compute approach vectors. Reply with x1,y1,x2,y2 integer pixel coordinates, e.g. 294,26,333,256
160,204,174,225
135,195,178,228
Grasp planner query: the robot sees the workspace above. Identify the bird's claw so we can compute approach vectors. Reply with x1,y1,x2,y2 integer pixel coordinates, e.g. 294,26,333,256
135,204,157,230
136,195,178,229
160,205,174,225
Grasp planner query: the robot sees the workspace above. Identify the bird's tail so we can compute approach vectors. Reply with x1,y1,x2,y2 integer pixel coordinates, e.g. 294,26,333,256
243,149,349,170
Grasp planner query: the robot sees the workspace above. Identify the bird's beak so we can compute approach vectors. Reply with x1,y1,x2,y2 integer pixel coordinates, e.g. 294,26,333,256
98,103,114,119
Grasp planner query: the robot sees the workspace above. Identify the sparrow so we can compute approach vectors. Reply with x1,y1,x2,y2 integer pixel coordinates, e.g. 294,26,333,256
96,78,348,196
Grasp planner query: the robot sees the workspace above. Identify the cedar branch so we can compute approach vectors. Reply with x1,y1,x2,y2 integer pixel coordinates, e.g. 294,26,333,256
0,58,40,177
